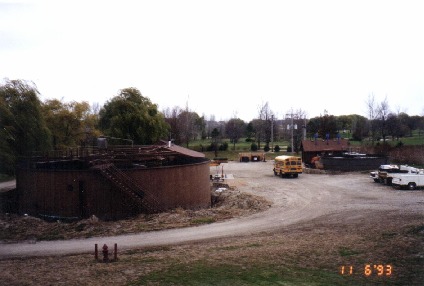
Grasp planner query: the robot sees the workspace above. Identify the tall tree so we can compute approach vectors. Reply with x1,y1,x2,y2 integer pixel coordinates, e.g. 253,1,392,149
365,93,378,145
164,106,206,146
163,106,182,143
376,96,390,141
386,113,404,140
348,114,368,141
177,110,202,147
225,118,246,150
254,102,274,149
196,115,207,140
246,121,255,142
98,88,169,145
42,100,100,148
0,79,51,174
409,115,423,137
210,127,221,157
306,112,338,139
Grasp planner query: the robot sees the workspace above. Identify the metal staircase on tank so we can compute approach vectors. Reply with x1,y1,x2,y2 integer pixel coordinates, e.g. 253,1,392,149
91,161,162,213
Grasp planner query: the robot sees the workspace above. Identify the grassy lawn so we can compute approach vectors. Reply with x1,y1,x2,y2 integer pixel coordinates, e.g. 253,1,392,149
394,131,424,145
130,262,347,286
187,131,424,161
187,139,292,161
125,212,423,286
203,150,289,161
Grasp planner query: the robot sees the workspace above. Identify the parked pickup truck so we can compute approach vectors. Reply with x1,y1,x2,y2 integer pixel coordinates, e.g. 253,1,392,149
370,165,419,185
391,170,424,190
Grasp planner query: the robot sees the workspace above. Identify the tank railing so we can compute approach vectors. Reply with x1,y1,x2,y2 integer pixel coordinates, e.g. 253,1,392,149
22,145,182,168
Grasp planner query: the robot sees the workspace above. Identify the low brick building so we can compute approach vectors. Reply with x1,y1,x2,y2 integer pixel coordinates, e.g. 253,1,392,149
300,137,350,167
300,138,387,171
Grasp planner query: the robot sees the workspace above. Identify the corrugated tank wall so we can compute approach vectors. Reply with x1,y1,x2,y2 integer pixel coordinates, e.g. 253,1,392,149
17,159,211,220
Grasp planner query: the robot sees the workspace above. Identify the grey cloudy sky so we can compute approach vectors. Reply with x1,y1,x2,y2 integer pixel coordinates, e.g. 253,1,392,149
1,0,423,121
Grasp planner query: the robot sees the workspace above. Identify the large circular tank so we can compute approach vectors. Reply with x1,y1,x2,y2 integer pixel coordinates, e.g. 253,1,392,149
16,144,211,220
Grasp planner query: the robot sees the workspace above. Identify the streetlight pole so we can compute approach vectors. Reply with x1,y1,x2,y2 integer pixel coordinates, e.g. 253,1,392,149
286,109,297,153
271,115,274,152
291,115,294,153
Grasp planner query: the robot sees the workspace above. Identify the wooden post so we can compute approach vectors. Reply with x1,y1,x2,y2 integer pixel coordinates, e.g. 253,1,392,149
102,244,109,262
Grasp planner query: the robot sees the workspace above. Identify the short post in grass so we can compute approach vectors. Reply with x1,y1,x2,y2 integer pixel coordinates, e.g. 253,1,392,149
102,244,109,262
113,243,118,261
94,244,98,260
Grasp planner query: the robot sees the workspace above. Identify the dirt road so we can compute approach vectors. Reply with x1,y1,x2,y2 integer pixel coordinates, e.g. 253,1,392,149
1,161,423,259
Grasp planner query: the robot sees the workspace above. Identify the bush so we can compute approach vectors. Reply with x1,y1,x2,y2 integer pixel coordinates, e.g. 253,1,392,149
287,146,292,153
274,145,280,152
206,143,217,152
250,143,258,151
219,142,228,151
264,144,270,152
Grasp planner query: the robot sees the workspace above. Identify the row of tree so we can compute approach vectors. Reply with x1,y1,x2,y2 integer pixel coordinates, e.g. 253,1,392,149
0,80,170,174
1,79,424,175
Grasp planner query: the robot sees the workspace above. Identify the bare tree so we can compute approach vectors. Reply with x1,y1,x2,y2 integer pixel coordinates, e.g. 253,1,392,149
177,107,200,148
284,108,307,153
206,114,217,139
254,102,275,149
163,106,183,142
376,96,390,141
365,93,378,145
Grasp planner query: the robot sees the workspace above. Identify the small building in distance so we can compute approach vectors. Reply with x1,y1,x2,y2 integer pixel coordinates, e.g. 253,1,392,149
300,137,387,171
300,137,350,167
238,152,266,162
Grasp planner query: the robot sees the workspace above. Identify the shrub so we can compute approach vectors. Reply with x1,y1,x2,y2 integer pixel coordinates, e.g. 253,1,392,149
250,143,258,151
219,142,228,151
206,143,217,152
274,145,280,152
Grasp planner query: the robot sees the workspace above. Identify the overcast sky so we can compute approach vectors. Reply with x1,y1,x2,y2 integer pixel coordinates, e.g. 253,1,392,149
1,0,423,122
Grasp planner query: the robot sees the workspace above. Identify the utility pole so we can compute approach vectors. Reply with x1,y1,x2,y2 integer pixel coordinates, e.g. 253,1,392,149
271,115,274,152
286,109,297,153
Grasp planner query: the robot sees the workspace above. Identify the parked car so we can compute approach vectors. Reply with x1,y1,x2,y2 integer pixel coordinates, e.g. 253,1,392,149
370,165,419,185
392,170,424,190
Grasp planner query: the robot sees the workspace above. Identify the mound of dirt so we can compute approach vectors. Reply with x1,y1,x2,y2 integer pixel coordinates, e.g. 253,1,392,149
0,185,271,243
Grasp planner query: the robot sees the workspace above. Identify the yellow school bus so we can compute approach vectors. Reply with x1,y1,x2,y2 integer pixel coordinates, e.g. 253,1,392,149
273,155,303,178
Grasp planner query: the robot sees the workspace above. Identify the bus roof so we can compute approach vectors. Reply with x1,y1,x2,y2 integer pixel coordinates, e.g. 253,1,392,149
274,155,301,161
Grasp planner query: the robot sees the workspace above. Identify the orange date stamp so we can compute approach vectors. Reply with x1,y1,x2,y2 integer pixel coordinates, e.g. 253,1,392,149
340,264,393,277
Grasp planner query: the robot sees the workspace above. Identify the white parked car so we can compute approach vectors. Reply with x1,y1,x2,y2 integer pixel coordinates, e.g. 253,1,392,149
370,165,419,185
391,170,424,190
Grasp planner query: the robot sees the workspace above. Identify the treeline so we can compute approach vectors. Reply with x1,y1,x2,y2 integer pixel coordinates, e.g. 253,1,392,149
1,79,424,175
0,80,168,175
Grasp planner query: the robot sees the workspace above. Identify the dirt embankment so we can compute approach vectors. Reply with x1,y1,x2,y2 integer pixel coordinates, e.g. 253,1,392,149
0,182,270,243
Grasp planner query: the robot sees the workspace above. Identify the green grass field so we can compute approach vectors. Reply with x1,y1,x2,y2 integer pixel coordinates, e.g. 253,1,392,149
189,131,424,161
